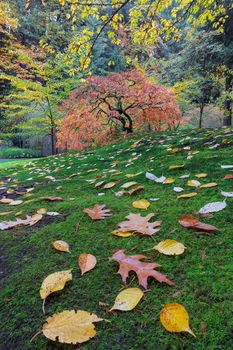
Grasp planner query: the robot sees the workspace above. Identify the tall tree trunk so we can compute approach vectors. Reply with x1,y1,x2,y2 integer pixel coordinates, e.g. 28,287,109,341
50,125,56,155
199,104,204,128
223,75,232,126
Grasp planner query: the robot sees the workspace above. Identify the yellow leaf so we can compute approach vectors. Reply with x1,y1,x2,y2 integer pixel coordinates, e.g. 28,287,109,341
195,173,207,178
52,240,70,253
121,181,137,189
0,211,14,216
111,230,134,237
103,182,117,189
125,172,142,178
95,181,105,187
187,180,201,187
110,288,143,311
78,253,97,275
9,200,23,206
132,199,150,209
160,303,196,337
169,164,184,169
164,178,175,184
200,183,218,188
37,208,47,215
154,239,186,255
177,192,197,199
42,310,103,344
40,270,72,301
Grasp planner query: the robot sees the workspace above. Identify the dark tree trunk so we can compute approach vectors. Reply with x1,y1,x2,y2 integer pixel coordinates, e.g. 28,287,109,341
50,126,56,155
199,104,204,128
223,75,232,126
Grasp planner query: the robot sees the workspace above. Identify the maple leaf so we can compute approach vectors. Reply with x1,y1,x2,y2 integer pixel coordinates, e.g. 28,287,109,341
118,213,161,236
83,204,112,220
111,250,174,289
0,214,42,230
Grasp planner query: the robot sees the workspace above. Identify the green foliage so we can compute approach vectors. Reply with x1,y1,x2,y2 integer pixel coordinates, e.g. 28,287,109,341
0,147,40,158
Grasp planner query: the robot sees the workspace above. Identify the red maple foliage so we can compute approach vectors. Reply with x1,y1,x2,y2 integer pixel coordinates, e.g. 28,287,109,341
57,70,182,150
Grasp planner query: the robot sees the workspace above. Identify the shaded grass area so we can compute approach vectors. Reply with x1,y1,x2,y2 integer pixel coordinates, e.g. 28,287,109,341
0,147,40,159
0,128,233,350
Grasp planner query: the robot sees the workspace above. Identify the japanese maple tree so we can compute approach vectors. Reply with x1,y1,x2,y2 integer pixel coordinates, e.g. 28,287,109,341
57,70,182,150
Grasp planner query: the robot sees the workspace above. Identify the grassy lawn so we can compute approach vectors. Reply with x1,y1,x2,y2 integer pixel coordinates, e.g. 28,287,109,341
0,128,233,350
0,159,38,169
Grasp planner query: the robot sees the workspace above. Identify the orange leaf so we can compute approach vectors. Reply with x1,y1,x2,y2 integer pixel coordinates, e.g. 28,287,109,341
179,214,217,232
78,254,97,275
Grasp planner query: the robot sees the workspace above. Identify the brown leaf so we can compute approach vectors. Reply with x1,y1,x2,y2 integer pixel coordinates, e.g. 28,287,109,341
118,213,161,236
127,185,144,195
83,204,112,220
201,252,207,261
224,174,233,179
179,214,217,232
78,253,97,275
201,321,207,336
41,196,63,201
111,249,174,289
0,214,42,230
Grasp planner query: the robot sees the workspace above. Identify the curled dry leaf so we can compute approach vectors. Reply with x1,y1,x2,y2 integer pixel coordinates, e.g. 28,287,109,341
224,174,233,179
160,303,195,337
110,288,143,311
127,185,144,195
84,204,112,220
42,310,103,344
146,172,166,183
154,239,186,255
164,178,175,184
40,196,63,201
195,173,207,178
179,214,217,231
173,187,184,193
0,213,42,230
132,199,150,209
52,240,70,252
169,165,184,170
118,213,161,236
177,192,197,199
111,249,174,289
78,253,97,275
221,190,233,198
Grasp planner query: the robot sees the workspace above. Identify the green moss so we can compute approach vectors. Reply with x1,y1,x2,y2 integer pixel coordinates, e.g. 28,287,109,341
0,128,233,350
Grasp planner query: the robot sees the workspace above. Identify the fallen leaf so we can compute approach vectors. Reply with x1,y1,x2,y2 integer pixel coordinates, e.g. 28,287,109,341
221,190,233,198
200,183,218,188
127,185,144,195
224,174,233,179
42,310,103,344
221,165,233,169
110,288,143,311
132,199,150,209
187,180,201,187
95,181,105,188
0,213,42,230
111,230,134,237
78,254,97,275
195,173,207,178
169,165,184,170
118,213,161,236
103,182,117,189
52,240,70,252
40,270,72,300
40,196,63,201
154,239,186,255
179,214,217,231
111,249,174,288
173,187,183,193
177,192,197,199
160,303,195,337
199,201,227,214
84,204,112,220
121,181,137,189
164,178,175,184
146,172,166,183
125,172,143,178
37,208,47,215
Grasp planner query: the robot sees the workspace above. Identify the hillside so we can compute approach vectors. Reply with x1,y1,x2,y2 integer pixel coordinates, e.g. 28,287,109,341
0,128,233,350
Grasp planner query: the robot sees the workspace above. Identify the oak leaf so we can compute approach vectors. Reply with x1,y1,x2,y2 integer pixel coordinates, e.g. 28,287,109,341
42,310,103,344
83,204,112,220
111,250,174,289
118,213,161,236
0,213,42,230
